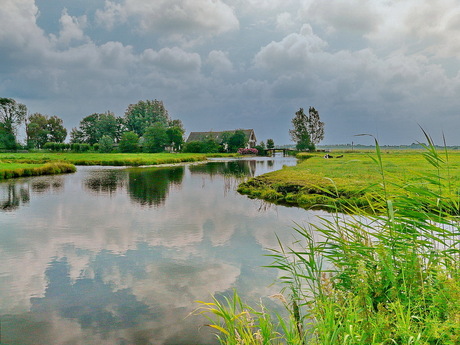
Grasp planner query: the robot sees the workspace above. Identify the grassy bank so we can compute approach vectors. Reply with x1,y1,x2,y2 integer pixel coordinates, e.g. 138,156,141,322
0,152,213,166
238,148,460,213
0,152,222,180
198,139,460,344
0,162,76,180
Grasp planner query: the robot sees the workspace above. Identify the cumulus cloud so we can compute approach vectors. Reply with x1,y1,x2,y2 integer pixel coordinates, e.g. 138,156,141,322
96,0,239,40
141,47,201,73
207,50,234,75
254,24,327,73
50,9,88,47
305,0,381,35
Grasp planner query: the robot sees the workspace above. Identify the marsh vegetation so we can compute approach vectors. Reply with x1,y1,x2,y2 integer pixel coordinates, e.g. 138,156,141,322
199,137,460,344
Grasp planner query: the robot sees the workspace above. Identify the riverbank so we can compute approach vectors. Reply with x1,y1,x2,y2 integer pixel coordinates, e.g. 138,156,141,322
0,162,76,180
0,152,231,180
238,149,460,212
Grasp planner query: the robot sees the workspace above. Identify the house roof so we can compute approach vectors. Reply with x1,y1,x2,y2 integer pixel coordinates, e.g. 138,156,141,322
186,129,256,143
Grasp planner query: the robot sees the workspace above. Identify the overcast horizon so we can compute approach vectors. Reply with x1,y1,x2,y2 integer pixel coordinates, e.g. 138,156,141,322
2,0,460,146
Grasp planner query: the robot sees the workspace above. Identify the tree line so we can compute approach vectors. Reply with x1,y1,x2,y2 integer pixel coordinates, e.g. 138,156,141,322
0,97,324,153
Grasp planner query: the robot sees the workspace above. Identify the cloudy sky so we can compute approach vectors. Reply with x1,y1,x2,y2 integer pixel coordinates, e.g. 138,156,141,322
1,0,460,145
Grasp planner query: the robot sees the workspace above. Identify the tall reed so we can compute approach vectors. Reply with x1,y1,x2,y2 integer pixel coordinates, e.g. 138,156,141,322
197,133,460,344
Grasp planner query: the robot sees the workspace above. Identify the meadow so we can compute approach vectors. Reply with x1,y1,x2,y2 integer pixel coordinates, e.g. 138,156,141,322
238,148,460,214
198,139,460,344
0,152,218,180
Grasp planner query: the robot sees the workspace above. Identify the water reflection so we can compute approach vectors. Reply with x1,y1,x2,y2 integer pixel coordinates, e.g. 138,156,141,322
0,183,30,211
189,160,256,177
128,167,184,207
84,169,125,195
0,157,313,345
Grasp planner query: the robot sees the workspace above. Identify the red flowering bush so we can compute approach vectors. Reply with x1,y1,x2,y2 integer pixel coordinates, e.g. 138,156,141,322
237,148,258,155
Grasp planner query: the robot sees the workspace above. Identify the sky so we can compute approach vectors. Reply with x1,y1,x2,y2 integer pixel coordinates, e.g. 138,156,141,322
1,0,460,146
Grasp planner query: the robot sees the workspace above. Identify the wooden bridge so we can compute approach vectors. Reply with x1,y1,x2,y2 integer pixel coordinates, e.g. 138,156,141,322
266,148,296,156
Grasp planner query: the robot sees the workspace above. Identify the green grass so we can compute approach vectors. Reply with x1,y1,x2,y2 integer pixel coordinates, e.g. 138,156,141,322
0,162,76,179
238,149,460,213
0,152,226,180
0,152,216,166
198,138,460,344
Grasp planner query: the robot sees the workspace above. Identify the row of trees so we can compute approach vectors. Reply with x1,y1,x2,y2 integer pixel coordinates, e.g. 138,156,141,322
1,97,325,153
0,98,186,153
69,100,185,153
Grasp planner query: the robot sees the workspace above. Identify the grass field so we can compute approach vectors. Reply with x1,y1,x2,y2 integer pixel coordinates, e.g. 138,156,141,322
0,152,222,180
238,148,460,213
0,152,212,166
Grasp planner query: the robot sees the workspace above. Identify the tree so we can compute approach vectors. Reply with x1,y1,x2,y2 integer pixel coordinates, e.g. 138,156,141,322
228,130,248,152
266,139,275,149
99,135,114,153
307,107,325,146
47,116,67,143
119,131,139,153
72,111,122,145
289,107,324,151
0,98,27,148
26,113,49,148
26,113,67,149
166,126,184,152
124,100,170,137
143,123,168,153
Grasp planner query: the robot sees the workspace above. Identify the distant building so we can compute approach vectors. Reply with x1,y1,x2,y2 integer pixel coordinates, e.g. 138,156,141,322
186,129,257,149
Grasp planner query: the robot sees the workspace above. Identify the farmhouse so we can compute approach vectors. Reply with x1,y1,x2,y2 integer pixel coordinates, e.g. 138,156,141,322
186,129,257,149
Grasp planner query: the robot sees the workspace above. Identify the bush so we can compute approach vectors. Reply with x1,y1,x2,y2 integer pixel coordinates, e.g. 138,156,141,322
237,147,258,155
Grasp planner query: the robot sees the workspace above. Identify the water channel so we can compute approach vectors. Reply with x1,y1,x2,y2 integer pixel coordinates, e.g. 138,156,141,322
0,156,325,344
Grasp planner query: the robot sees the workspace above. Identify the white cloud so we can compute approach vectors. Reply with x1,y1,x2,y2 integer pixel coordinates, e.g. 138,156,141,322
305,0,381,35
207,50,234,75
96,0,239,40
254,24,327,73
51,9,88,46
141,47,202,74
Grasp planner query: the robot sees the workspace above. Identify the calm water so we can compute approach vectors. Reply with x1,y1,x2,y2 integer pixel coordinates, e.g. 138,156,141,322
0,157,323,345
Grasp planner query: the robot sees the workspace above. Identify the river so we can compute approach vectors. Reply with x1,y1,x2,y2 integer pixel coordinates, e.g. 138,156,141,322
0,156,324,344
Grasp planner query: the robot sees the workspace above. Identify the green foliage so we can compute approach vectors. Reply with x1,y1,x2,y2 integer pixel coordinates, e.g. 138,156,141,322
228,130,248,152
119,131,139,153
254,145,267,156
0,123,18,150
182,139,220,153
289,107,324,151
143,123,168,153
26,113,67,148
98,135,114,153
72,111,122,145
205,136,460,345
266,138,275,149
0,98,27,136
166,125,184,151
124,99,170,137
43,142,70,151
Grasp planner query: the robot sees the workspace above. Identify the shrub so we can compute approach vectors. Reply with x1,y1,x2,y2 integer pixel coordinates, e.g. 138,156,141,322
237,147,258,155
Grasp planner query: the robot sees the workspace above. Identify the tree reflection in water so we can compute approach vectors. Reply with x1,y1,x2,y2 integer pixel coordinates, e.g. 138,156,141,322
128,167,184,207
